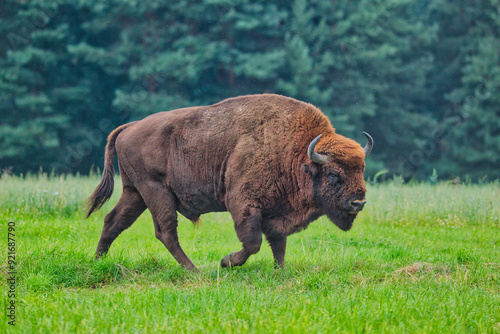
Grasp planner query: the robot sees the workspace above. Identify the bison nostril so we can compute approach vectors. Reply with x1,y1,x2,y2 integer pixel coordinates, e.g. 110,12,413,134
350,199,367,211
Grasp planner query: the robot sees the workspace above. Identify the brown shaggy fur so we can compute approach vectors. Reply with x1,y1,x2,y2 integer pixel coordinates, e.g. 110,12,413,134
87,94,370,271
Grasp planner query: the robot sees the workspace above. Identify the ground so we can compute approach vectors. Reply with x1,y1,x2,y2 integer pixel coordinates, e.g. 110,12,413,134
1,174,499,333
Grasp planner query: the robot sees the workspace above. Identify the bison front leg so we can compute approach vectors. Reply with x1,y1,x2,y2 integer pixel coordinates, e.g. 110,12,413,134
265,234,287,268
221,208,262,268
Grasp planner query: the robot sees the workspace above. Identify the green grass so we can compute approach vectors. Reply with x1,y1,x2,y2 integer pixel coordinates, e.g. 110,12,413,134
1,173,499,333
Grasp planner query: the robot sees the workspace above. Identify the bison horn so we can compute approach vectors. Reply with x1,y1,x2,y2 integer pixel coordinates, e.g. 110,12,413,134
363,131,374,156
307,134,329,165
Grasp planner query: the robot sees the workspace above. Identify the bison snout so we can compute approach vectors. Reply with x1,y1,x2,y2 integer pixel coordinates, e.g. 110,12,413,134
348,198,367,213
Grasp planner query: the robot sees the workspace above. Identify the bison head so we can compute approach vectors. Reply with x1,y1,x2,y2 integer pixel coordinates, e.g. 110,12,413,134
305,132,373,231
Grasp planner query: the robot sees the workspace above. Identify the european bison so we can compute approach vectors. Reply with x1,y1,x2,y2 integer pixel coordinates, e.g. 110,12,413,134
86,94,373,271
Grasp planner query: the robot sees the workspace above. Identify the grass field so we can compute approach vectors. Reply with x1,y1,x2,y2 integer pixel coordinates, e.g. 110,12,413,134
1,173,499,333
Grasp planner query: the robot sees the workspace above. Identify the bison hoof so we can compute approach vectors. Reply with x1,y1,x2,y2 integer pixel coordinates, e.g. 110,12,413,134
221,253,235,268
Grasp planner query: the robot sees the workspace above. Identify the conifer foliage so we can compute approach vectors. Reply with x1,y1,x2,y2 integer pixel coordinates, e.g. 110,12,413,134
0,0,498,179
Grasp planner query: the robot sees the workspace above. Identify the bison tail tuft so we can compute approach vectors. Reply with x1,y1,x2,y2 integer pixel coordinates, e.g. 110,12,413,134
85,123,131,218
85,167,114,218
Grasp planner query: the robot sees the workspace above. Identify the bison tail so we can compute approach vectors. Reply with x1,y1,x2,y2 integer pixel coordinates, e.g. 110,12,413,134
85,123,131,218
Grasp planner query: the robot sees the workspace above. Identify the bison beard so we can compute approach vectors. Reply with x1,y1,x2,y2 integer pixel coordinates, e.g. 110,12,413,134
86,94,373,271
326,210,357,232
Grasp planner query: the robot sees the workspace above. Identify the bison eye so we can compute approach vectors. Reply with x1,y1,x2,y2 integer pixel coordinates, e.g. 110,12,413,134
327,173,340,184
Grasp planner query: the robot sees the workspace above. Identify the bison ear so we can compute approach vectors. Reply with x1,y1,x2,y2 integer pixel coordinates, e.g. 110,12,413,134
302,163,319,177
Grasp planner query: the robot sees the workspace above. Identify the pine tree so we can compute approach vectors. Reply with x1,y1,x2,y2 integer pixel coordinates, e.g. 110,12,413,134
429,0,500,179
0,0,497,179
443,0,500,179
0,0,69,172
277,0,438,177
0,0,134,173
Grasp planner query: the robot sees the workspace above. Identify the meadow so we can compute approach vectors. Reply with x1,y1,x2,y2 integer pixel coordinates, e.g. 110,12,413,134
0,173,499,333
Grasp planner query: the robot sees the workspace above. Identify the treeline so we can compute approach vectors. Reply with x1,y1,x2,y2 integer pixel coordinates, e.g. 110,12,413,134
1,0,499,180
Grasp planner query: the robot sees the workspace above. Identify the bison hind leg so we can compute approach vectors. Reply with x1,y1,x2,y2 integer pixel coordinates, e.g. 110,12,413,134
138,188,199,272
95,186,146,259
